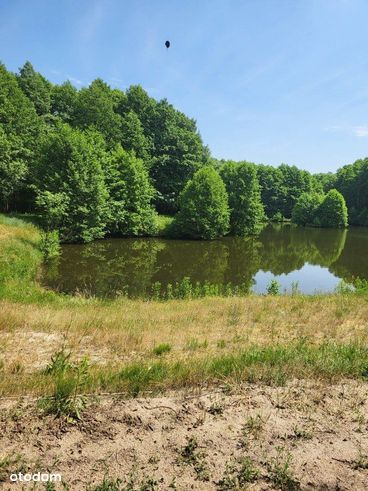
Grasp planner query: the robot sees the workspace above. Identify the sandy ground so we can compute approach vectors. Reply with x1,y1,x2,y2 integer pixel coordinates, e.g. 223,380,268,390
0,380,367,490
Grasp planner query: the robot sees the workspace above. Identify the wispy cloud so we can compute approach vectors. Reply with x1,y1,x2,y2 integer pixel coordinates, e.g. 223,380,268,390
67,76,83,86
324,124,368,138
353,126,368,137
110,77,124,83
79,0,106,44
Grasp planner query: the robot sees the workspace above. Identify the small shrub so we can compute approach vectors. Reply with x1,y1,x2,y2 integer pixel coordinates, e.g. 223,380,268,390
240,413,265,447
87,477,122,491
243,414,265,437
179,437,209,481
267,447,300,490
39,230,60,260
217,458,259,490
267,279,280,295
40,356,89,421
207,400,224,415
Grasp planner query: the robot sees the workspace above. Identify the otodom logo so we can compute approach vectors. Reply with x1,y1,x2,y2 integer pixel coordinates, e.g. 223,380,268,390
10,472,62,483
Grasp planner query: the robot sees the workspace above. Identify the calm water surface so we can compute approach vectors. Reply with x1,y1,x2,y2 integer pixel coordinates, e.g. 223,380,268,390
43,225,368,297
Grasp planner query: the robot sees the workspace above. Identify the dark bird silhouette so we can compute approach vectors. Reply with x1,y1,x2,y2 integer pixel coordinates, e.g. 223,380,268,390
165,40,170,49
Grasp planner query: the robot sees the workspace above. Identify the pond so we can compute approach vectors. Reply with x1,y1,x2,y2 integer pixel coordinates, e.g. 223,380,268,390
42,224,368,298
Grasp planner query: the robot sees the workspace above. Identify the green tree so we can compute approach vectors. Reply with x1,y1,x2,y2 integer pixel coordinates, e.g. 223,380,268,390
0,128,27,211
220,161,265,235
314,172,336,193
105,146,157,236
278,164,315,218
0,63,43,210
73,79,122,144
17,61,51,116
123,85,156,133
315,189,348,228
150,100,209,214
256,165,284,219
35,190,69,231
51,81,78,122
120,110,150,163
174,167,230,239
35,124,109,242
291,192,324,226
335,158,368,225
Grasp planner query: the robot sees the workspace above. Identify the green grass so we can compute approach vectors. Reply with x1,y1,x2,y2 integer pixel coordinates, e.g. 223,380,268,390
0,214,92,304
2,340,367,400
152,343,172,356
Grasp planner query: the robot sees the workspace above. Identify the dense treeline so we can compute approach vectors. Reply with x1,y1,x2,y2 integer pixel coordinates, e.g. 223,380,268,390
0,60,367,243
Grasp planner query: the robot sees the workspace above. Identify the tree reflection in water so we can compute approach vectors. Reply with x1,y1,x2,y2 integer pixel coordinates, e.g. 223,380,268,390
43,225,368,297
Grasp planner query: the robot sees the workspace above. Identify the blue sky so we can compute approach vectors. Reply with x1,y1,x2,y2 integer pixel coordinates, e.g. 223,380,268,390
1,0,368,172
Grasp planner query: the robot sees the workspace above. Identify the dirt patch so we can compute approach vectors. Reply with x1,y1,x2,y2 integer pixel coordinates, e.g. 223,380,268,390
0,379,367,490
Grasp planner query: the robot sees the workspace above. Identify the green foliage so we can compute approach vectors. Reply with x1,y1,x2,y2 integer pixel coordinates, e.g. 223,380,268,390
220,161,265,235
267,279,281,295
0,127,27,210
314,172,337,192
148,99,209,214
154,215,174,236
1,58,368,238
335,158,368,225
148,277,251,300
0,63,43,211
35,124,109,242
17,61,51,116
105,146,157,236
291,192,324,226
174,167,230,239
257,164,284,218
44,348,73,375
73,78,122,144
120,110,150,163
39,230,60,260
51,81,78,122
315,189,348,228
256,164,317,220
35,190,69,230
271,211,286,223
278,164,316,219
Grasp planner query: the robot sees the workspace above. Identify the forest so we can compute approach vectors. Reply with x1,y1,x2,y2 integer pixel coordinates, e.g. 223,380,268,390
1,61,367,244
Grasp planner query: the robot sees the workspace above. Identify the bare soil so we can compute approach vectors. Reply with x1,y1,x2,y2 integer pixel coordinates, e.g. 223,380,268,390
0,380,367,490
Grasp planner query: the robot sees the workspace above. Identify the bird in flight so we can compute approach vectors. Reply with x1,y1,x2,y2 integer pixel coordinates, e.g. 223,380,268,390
165,40,170,49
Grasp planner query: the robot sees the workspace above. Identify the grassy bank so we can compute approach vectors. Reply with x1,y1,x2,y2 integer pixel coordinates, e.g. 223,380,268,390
0,215,368,402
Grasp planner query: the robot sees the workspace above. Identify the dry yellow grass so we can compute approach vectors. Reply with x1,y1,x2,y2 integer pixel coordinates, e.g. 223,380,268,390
1,294,368,373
